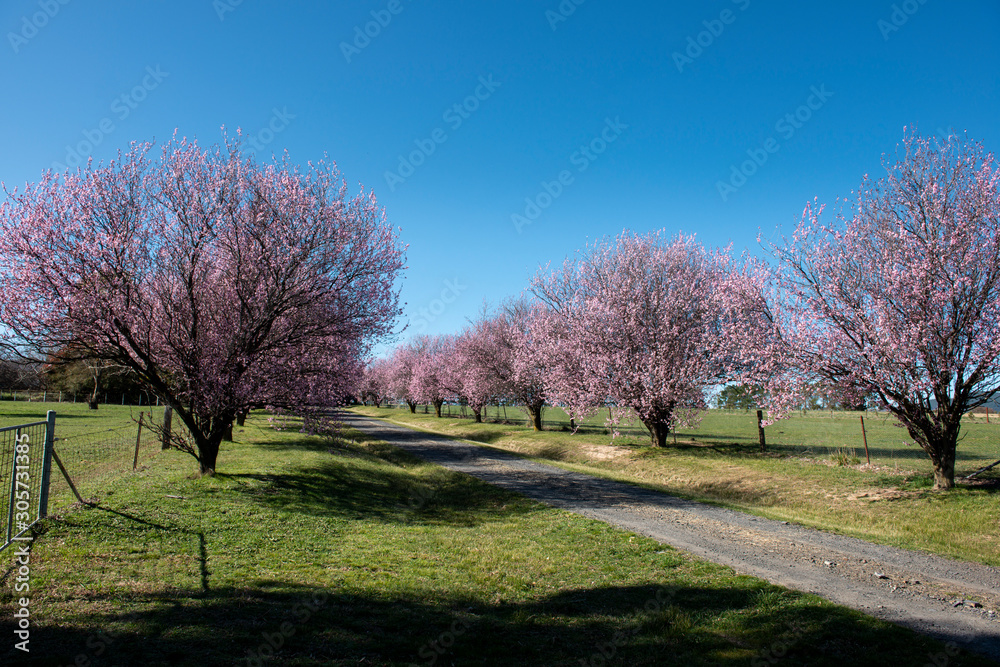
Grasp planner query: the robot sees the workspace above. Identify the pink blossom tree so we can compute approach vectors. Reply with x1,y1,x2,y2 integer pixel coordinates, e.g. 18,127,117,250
759,131,1000,489
499,299,549,430
386,342,420,413
0,134,405,474
452,318,504,423
533,231,744,446
360,357,392,407
529,299,605,428
408,334,460,417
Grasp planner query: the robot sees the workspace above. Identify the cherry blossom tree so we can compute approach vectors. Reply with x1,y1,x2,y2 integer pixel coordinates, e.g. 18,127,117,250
387,342,420,412
0,134,404,474
759,131,1000,489
533,231,743,446
452,318,504,423
360,357,392,407
499,299,550,430
408,334,460,417
530,308,604,428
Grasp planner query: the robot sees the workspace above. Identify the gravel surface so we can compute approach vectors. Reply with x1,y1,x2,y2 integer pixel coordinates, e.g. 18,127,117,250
344,414,1000,662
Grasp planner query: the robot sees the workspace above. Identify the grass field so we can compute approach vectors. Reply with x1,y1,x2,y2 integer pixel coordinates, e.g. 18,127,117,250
356,405,1000,567
1,408,991,666
419,403,1000,471
0,400,157,438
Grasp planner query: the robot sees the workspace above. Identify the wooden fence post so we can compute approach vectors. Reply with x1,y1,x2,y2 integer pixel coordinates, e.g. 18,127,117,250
756,410,766,453
859,415,871,464
162,405,173,450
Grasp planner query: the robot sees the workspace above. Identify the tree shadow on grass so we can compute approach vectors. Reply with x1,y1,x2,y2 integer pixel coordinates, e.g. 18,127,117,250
220,456,541,528
2,581,978,667
452,429,511,445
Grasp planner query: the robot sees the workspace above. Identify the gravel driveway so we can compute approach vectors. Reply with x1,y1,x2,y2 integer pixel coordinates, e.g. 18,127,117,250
344,413,1000,662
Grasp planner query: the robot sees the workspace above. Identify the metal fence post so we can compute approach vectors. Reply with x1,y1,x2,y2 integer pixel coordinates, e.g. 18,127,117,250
133,414,144,470
38,410,55,518
5,431,18,543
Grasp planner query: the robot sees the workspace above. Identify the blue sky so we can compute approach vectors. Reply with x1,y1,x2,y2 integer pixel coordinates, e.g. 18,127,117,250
2,1,998,351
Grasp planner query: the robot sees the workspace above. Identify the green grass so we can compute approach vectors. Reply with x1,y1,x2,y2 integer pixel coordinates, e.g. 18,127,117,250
1,409,990,666
357,406,1000,566
0,400,155,439
427,403,1000,471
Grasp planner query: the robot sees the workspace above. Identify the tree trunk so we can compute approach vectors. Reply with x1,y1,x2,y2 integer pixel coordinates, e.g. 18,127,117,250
407,401,417,414
223,421,233,442
472,408,482,423
569,418,576,431
198,440,220,476
929,442,957,490
647,421,669,447
236,411,247,427
528,404,543,431
641,411,673,447
433,400,443,418
903,410,959,490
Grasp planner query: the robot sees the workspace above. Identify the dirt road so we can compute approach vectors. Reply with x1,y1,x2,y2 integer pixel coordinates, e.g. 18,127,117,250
343,414,1000,662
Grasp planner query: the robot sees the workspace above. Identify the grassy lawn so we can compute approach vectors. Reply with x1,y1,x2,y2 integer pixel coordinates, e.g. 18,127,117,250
355,406,1000,567
0,400,149,438
431,403,1000,470
1,408,990,665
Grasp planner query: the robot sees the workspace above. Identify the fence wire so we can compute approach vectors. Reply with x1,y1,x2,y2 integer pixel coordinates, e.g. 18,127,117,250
48,415,163,510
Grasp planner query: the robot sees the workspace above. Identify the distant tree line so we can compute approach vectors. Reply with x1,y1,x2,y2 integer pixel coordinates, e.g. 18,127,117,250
364,132,1000,490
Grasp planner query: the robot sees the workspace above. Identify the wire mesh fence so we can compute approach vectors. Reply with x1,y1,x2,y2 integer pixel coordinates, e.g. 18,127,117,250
47,412,164,512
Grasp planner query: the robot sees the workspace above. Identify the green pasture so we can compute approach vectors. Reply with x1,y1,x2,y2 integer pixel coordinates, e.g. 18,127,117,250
403,403,1000,473
1,409,988,666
